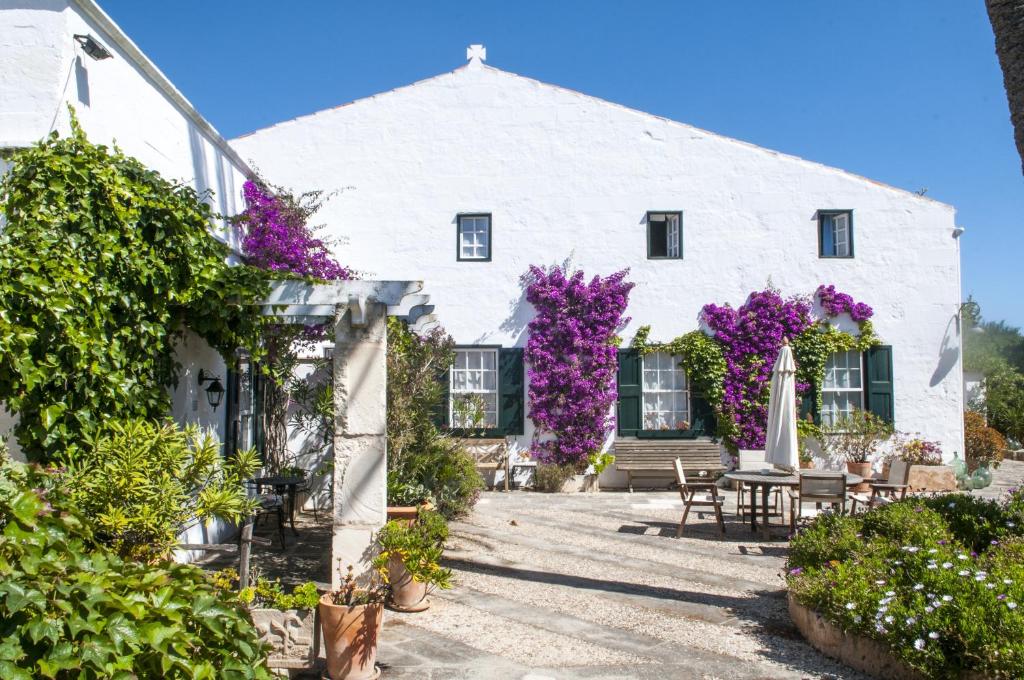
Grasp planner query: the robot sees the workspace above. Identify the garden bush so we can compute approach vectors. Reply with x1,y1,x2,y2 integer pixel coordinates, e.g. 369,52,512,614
0,455,270,679
965,410,1007,470
386,317,483,518
534,463,576,493
59,419,259,561
787,490,1024,678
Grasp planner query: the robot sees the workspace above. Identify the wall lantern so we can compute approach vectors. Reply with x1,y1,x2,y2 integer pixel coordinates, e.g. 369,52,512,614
73,34,112,61
198,369,226,411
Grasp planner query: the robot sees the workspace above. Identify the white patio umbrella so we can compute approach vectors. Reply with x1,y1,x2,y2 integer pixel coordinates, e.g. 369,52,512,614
765,338,799,472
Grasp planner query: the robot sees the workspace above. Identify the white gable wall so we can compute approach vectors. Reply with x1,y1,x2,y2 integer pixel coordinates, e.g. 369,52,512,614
234,63,965,469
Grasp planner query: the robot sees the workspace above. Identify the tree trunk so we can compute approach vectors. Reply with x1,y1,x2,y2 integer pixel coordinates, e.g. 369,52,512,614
987,0,1024,173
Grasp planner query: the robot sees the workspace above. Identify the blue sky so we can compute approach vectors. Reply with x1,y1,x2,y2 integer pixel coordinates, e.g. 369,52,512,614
101,0,1021,326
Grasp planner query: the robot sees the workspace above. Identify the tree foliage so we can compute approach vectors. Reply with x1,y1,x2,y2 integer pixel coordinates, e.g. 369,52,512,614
963,299,1024,446
0,116,271,461
59,420,260,562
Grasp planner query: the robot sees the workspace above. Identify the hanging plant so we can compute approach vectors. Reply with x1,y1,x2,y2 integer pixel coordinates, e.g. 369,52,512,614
524,265,633,469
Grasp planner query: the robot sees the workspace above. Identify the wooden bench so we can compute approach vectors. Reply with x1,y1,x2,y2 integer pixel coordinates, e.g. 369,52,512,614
614,439,724,492
459,437,510,491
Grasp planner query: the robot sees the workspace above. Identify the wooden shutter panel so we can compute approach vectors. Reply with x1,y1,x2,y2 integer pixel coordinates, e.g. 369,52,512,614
498,348,525,435
690,393,716,436
864,345,894,424
617,349,642,437
799,388,820,426
431,359,451,429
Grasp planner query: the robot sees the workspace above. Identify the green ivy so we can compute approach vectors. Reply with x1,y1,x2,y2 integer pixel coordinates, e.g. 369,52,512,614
792,321,880,415
0,113,272,461
0,457,271,679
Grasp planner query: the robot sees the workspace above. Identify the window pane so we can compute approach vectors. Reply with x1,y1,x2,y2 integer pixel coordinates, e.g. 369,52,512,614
649,219,668,257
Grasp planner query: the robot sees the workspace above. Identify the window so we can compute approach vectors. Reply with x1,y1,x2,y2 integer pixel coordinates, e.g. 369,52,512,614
821,349,864,426
641,351,690,430
819,210,853,258
457,213,491,261
647,212,682,259
450,348,499,427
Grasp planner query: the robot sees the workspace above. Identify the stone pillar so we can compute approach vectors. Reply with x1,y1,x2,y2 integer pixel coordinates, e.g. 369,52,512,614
330,302,387,588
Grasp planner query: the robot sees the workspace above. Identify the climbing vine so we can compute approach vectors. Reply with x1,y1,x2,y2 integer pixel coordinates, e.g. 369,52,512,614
632,285,879,452
524,265,633,469
0,115,273,461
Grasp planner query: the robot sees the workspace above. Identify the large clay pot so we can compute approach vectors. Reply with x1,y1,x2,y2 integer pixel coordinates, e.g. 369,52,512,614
799,460,815,470
319,593,383,680
388,554,429,612
846,461,872,493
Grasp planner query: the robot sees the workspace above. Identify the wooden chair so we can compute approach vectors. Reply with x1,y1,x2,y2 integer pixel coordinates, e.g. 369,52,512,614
851,461,911,512
460,438,510,491
673,458,725,537
788,472,848,531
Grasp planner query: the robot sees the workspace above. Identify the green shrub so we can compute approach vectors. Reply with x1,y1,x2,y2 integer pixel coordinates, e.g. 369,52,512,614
787,490,1024,678
534,463,576,493
211,569,320,611
860,502,952,548
921,493,1023,552
0,457,270,679
374,509,452,590
59,419,259,561
787,511,864,571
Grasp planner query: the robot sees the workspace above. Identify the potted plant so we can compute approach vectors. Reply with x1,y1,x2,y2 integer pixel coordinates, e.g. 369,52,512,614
319,563,388,680
213,568,321,671
796,418,819,470
964,410,1007,489
883,433,955,491
820,409,892,492
374,509,453,612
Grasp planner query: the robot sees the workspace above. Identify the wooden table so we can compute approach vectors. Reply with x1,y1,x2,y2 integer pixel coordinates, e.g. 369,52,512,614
723,470,863,540
252,475,305,535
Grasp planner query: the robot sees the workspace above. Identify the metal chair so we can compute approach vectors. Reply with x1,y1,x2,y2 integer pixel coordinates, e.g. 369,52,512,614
674,458,725,537
788,472,848,531
851,461,911,512
247,480,286,550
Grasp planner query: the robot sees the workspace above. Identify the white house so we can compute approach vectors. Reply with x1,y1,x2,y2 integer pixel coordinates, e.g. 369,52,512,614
0,0,256,546
234,47,967,483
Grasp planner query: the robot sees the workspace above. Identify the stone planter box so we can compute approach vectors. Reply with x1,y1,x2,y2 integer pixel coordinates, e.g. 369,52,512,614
560,473,599,493
788,594,988,680
907,464,957,492
250,607,319,670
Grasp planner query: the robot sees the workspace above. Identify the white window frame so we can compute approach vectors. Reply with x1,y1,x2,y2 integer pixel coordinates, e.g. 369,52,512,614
457,214,491,261
831,212,850,257
821,349,864,427
450,348,499,428
641,351,690,430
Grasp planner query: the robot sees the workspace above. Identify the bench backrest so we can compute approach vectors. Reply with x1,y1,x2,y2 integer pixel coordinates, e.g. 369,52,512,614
614,439,723,471
459,438,508,465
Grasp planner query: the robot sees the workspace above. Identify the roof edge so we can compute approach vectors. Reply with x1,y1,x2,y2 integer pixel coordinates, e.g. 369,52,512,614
71,0,253,178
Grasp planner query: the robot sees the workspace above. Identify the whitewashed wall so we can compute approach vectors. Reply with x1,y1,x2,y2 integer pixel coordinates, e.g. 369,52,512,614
0,1,251,546
235,59,966,479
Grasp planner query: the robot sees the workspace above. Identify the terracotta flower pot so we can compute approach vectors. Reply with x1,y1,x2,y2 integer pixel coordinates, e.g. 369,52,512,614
388,554,429,612
846,461,872,493
799,460,814,470
318,593,383,680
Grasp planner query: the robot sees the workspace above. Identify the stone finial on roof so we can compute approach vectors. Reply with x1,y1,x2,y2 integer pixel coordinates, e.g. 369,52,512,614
466,44,486,66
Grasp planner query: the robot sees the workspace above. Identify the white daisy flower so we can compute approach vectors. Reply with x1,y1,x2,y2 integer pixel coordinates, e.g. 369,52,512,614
914,639,926,651
929,631,940,639
846,602,856,610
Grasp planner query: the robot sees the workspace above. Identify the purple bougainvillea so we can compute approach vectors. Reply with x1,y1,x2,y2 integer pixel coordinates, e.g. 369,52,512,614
239,180,350,280
816,284,873,322
524,266,633,468
701,290,813,450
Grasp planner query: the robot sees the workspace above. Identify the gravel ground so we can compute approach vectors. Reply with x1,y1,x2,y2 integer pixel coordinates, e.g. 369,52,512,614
385,488,869,679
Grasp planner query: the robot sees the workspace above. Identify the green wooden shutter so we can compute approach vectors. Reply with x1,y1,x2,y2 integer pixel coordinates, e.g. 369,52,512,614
799,389,819,426
498,348,525,435
864,345,894,424
431,358,452,429
690,393,715,436
617,349,642,437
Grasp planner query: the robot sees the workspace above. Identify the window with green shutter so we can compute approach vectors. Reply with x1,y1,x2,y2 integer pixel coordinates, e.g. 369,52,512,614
616,349,643,436
498,348,525,435
864,345,894,424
